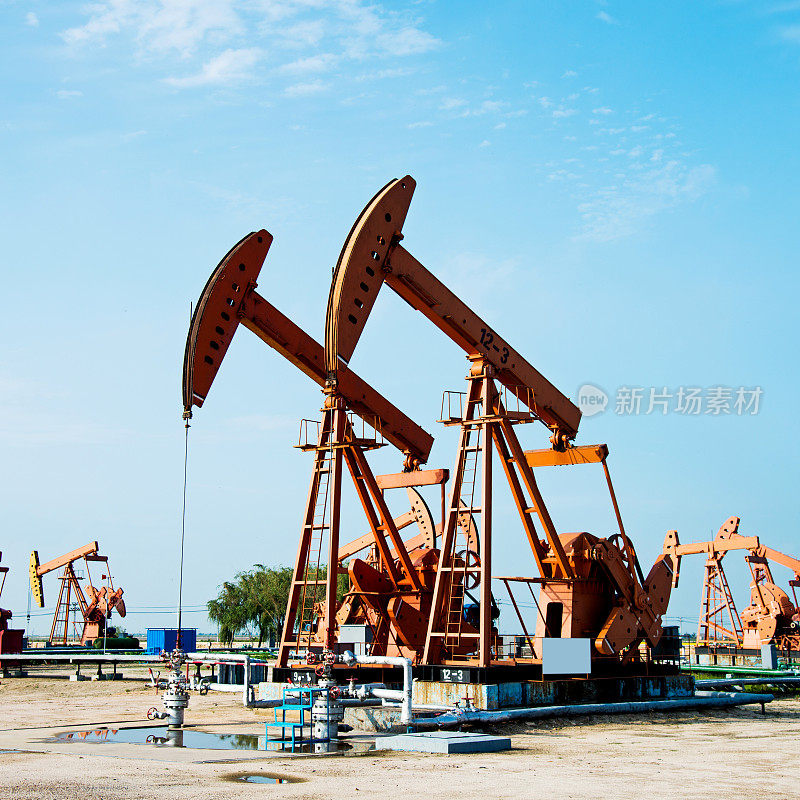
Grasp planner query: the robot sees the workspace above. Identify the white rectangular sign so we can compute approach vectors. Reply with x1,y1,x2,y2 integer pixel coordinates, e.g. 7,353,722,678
541,637,591,676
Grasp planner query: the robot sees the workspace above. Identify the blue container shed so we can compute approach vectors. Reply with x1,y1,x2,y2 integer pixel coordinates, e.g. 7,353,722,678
146,628,197,654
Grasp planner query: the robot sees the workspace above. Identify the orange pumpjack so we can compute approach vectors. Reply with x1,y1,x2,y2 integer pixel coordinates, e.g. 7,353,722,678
182,232,459,664
664,516,800,652
325,177,675,668
29,542,126,645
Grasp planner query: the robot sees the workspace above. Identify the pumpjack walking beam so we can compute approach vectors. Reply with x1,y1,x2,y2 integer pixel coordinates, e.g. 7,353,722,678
663,517,760,646
183,231,436,666
184,231,432,468
325,176,581,449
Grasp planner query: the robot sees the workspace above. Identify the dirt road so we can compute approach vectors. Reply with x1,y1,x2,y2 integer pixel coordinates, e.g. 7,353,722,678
0,676,797,800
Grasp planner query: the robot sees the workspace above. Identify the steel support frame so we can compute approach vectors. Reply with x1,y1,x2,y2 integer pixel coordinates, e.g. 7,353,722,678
276,394,422,668
423,361,575,668
50,564,90,646
277,410,335,666
697,558,743,646
422,376,483,665
478,372,493,667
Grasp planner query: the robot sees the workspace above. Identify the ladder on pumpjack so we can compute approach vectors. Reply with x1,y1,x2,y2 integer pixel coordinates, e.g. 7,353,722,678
441,396,483,659
295,433,334,652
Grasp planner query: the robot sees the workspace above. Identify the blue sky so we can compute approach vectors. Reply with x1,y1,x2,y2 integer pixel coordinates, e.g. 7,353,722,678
1,1,799,639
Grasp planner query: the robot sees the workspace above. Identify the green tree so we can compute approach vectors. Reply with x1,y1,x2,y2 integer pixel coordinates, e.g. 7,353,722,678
207,576,252,645
244,564,293,646
207,563,349,646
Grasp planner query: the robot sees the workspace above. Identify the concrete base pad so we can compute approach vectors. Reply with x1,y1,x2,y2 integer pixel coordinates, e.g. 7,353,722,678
69,674,89,682
413,673,693,711
376,731,511,754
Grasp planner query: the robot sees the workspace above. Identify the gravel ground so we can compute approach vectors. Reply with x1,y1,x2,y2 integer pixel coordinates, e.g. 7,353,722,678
0,674,798,800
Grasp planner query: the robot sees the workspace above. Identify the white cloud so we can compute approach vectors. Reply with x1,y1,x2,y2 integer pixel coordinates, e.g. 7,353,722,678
62,0,136,46
407,120,433,128
780,24,800,42
562,69,578,78
63,0,243,57
276,20,326,50
440,97,467,110
376,26,439,56
56,89,83,99
596,10,619,25
456,99,506,117
479,139,490,147
164,48,261,88
494,121,506,130
26,11,39,27
577,162,716,242
283,79,328,97
357,66,416,81
62,0,440,90
517,73,718,242
279,53,338,76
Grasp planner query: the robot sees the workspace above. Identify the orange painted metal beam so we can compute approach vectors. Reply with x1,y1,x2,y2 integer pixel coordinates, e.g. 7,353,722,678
524,444,609,468
182,230,433,465
35,542,99,577
671,537,760,558
325,178,416,371
375,469,449,489
751,544,800,578
386,245,580,442
338,510,416,561
323,175,581,444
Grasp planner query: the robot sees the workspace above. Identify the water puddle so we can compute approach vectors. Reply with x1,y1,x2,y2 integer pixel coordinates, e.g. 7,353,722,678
53,727,260,750
234,774,304,784
51,727,376,755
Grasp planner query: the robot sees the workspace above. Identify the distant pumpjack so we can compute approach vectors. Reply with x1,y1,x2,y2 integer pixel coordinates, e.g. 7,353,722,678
665,516,800,651
29,542,126,645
